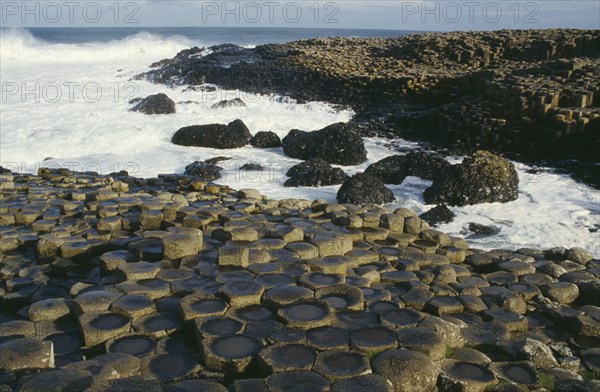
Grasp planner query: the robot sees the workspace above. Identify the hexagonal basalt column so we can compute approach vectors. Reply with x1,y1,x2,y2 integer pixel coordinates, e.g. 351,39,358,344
438,360,498,391
110,294,156,318
266,371,330,392
350,326,397,353
307,326,349,351
219,280,265,308
257,343,317,374
201,335,264,374
278,299,333,329
132,312,182,339
194,316,245,340
0,338,54,371
106,333,157,357
262,285,315,308
315,284,364,311
313,349,371,381
178,294,229,322
78,312,131,347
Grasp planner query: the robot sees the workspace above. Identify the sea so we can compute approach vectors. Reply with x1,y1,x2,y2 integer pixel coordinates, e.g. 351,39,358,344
1,27,599,256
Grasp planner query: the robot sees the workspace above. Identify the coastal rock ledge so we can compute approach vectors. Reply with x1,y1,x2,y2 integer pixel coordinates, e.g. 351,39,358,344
0,167,598,392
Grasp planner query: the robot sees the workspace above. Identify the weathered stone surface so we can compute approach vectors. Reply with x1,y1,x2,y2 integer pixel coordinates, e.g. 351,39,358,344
337,173,395,205
372,349,439,392
183,161,223,182
172,119,252,149
282,123,367,165
0,338,54,371
130,93,176,114
285,159,348,187
251,131,282,148
424,151,519,206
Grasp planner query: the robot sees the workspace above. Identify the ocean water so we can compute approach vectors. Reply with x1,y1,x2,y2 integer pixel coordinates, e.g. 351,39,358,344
1,27,599,256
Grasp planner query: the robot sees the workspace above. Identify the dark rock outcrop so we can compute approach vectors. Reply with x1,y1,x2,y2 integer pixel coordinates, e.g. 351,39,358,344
403,151,450,180
365,152,450,184
282,123,367,166
468,223,499,236
172,119,252,149
364,156,406,184
284,159,348,188
337,173,395,205
239,163,264,171
424,151,519,206
130,93,176,115
251,131,282,148
184,162,223,181
211,98,246,109
419,205,455,226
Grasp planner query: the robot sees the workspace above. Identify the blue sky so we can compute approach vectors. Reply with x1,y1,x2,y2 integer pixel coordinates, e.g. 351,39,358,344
1,0,599,30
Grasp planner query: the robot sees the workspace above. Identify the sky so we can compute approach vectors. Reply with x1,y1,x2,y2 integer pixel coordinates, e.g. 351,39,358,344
1,0,599,31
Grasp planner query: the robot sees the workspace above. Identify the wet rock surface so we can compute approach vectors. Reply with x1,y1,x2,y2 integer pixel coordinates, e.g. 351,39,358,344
250,131,282,148
424,150,519,206
282,123,368,166
285,159,348,188
130,93,176,115
171,119,252,149
336,173,395,205
0,167,598,391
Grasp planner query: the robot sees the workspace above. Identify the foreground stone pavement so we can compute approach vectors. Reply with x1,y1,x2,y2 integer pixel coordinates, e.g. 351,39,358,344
0,168,599,391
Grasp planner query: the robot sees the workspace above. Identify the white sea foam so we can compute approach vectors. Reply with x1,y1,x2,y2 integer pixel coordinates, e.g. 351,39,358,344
1,29,599,256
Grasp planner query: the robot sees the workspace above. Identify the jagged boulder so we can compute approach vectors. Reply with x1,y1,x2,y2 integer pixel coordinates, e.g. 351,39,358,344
172,119,252,149
285,159,348,188
251,131,282,148
424,150,519,206
184,162,223,181
365,151,450,184
130,93,176,114
364,156,406,184
419,205,455,226
211,98,246,109
282,123,367,165
337,173,395,205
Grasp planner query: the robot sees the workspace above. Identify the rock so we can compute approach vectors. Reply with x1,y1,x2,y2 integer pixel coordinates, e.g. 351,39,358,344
285,159,348,187
251,131,282,148
365,152,450,185
204,156,232,165
371,349,438,392
332,374,394,392
0,338,54,371
201,335,263,374
240,163,264,171
313,349,370,381
518,338,559,369
17,369,93,392
337,173,395,205
282,123,367,165
266,371,330,392
424,151,519,206
211,98,246,109
238,188,262,199
566,247,593,265
172,119,252,149
130,93,176,114
467,223,499,236
402,151,451,180
438,360,498,391
183,162,223,182
419,205,455,226
257,343,317,373
364,155,406,184
541,282,579,303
